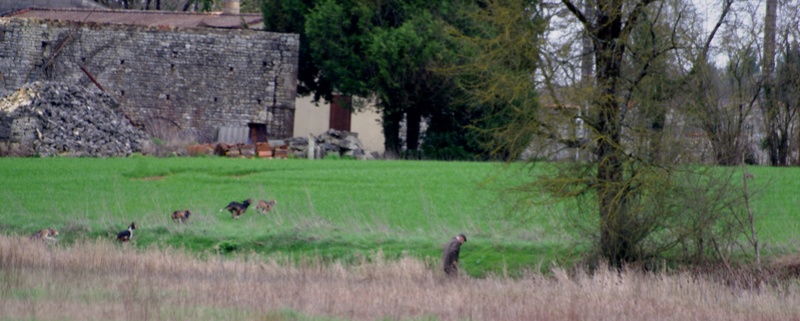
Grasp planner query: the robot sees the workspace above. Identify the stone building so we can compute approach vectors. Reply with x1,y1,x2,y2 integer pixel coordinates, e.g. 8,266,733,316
0,3,299,142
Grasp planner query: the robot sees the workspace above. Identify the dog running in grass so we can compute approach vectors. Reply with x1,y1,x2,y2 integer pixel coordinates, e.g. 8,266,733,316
171,209,191,223
220,199,252,219
117,222,136,242
256,199,277,214
30,228,58,241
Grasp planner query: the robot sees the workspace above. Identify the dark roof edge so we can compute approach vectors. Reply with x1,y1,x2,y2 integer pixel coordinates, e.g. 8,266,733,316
4,7,263,18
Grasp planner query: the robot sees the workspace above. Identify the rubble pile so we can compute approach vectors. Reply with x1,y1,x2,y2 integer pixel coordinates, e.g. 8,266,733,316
0,82,150,157
285,128,373,159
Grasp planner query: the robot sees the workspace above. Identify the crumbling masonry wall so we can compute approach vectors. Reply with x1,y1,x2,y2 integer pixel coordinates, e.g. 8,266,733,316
0,18,298,140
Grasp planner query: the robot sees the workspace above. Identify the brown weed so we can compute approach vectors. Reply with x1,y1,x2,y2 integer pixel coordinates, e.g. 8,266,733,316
0,235,798,321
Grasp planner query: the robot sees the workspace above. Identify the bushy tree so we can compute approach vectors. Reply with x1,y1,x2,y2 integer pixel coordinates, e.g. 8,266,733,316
303,0,459,157
443,0,543,161
261,0,333,100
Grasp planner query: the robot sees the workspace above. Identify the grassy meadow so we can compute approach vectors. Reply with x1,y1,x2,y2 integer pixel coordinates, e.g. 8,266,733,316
3,157,800,274
3,156,800,320
1,156,578,277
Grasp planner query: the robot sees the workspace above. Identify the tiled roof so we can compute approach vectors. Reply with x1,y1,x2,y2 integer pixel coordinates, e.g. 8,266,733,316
4,7,263,29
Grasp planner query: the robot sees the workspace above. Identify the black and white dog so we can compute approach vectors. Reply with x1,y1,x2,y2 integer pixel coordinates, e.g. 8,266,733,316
116,222,136,242
220,199,252,219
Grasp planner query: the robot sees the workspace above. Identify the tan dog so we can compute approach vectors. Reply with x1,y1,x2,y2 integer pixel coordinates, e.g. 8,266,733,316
30,228,58,241
171,209,191,223
256,199,277,214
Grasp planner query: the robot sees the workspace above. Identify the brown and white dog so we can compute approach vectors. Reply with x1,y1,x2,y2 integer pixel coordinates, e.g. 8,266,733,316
220,199,252,219
171,209,191,223
117,222,136,242
30,228,58,241
256,199,277,214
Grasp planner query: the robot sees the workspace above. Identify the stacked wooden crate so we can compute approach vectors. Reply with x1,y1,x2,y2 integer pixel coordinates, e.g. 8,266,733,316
186,144,215,156
187,142,287,159
274,145,289,159
256,142,273,158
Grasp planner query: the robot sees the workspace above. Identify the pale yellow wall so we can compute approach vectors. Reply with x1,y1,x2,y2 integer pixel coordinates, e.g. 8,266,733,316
293,96,330,139
350,104,384,154
293,96,385,154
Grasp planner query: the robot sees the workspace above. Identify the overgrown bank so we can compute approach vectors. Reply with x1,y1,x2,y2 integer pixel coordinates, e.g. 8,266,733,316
2,235,799,321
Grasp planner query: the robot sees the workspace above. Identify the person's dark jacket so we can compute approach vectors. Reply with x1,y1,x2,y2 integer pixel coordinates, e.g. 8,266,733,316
442,235,465,276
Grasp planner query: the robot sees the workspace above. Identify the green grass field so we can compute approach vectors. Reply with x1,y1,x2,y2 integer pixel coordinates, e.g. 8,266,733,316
1,156,799,276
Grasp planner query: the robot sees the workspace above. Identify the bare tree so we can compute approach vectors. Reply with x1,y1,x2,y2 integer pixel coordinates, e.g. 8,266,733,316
557,0,722,265
453,0,744,266
687,49,760,166
476,0,751,266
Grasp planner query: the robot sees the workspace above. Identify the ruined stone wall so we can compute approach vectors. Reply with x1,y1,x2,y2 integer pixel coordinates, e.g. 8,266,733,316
0,18,298,140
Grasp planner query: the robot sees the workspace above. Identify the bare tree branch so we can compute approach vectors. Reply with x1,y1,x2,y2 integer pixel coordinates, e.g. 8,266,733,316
700,0,734,60
561,0,590,31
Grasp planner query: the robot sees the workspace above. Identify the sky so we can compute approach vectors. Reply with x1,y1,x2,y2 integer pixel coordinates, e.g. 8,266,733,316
543,0,771,80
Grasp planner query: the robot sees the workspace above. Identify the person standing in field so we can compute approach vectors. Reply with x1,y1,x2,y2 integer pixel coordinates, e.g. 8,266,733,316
442,233,467,277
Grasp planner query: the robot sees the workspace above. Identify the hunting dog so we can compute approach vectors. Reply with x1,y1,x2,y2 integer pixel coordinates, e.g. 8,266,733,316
220,198,252,219
171,209,191,223
256,199,277,214
117,222,136,242
30,228,58,241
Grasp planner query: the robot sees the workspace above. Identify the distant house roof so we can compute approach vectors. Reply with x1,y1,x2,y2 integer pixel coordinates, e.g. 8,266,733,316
0,0,106,16
3,7,264,29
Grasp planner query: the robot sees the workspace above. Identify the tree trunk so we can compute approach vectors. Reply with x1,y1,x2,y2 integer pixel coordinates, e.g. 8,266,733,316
406,108,421,152
580,0,593,83
382,108,403,159
182,0,193,11
594,0,631,267
763,0,779,165
779,125,789,165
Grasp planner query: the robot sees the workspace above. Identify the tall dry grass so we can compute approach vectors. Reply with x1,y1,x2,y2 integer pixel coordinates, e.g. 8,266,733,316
1,235,799,321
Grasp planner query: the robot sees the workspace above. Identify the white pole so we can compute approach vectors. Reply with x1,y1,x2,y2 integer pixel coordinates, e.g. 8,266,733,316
308,133,316,160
